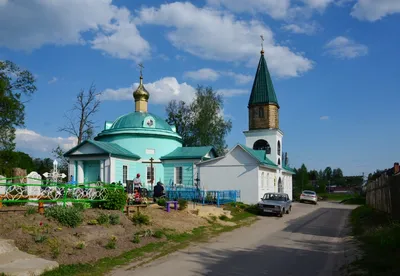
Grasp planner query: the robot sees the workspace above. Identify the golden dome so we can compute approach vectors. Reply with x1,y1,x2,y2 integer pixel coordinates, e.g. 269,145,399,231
133,76,149,102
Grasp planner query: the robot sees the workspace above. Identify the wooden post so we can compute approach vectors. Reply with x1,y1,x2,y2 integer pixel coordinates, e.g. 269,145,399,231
38,201,44,215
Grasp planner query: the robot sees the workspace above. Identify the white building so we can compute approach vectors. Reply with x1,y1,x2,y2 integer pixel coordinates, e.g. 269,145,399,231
196,48,295,204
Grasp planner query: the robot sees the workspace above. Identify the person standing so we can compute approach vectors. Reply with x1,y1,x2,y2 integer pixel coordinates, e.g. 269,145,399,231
133,173,142,193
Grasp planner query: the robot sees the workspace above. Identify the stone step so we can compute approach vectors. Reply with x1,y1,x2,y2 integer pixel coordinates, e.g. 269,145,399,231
0,239,18,254
0,239,59,276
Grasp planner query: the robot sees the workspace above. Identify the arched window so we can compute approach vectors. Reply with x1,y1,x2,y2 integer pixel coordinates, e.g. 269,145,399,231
278,177,283,193
258,107,264,118
253,139,271,154
278,158,281,165
277,141,281,156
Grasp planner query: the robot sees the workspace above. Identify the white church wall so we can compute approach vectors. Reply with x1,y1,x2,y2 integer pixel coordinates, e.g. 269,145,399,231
258,167,277,199
72,143,105,155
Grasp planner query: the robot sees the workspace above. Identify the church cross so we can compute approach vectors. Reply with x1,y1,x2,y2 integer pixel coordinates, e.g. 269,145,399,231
138,63,144,77
260,35,264,51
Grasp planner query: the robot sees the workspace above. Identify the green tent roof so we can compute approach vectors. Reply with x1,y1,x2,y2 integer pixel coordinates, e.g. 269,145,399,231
248,52,279,107
239,144,278,168
64,140,140,159
160,146,216,160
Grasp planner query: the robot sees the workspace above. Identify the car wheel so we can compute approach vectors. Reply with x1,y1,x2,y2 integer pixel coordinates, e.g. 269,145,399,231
279,209,284,217
286,206,291,214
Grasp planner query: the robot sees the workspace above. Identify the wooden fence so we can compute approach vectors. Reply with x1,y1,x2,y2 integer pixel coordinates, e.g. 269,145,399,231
366,174,400,220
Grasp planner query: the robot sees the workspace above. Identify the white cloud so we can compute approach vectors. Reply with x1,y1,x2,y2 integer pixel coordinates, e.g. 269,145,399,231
0,0,149,61
99,77,197,104
183,68,253,84
137,2,313,78
48,77,58,84
15,129,77,154
206,0,291,19
351,0,400,21
282,21,321,35
217,89,248,97
320,115,330,120
184,68,220,81
324,36,368,59
301,0,334,11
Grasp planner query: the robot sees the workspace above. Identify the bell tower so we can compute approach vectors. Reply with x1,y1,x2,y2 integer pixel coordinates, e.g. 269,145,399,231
243,44,283,168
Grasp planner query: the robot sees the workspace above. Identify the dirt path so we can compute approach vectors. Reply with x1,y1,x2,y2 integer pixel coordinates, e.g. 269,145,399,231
110,202,358,276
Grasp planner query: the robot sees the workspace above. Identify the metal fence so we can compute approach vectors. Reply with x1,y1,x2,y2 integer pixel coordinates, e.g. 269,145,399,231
145,187,240,207
0,177,124,207
366,174,400,220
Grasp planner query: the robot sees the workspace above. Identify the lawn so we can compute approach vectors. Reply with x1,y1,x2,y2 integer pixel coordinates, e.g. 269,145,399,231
348,205,400,276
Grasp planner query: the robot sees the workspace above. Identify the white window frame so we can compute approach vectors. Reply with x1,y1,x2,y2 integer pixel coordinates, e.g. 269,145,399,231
122,165,128,184
175,167,183,186
146,166,155,184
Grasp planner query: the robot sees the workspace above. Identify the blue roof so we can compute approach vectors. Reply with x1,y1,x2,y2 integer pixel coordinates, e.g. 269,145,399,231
64,140,140,159
110,112,174,131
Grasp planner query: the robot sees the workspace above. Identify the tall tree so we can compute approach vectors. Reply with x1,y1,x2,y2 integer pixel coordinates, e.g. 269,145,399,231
52,146,69,175
165,86,232,155
0,60,36,151
323,166,332,181
59,83,101,145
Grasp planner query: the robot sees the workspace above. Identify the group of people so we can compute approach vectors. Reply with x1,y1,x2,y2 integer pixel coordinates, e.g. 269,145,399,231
131,173,166,203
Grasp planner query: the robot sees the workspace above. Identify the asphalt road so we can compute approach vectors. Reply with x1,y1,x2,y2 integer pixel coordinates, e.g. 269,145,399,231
111,202,357,276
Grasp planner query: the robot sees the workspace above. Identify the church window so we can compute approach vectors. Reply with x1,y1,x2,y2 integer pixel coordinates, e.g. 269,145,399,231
253,139,271,154
175,167,183,185
147,166,155,184
259,107,264,118
253,108,258,118
277,141,281,156
278,158,281,165
123,165,128,184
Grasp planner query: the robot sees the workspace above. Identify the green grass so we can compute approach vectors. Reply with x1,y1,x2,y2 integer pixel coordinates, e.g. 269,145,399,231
41,204,257,276
348,205,400,275
319,193,354,201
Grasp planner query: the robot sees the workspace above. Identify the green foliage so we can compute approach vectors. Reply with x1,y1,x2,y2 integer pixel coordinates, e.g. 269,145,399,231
97,213,109,225
166,86,232,155
132,234,140,244
157,198,166,207
47,238,60,258
132,213,150,226
45,206,83,228
76,241,86,249
152,230,164,239
178,199,188,210
105,236,117,249
25,206,36,216
87,219,98,225
102,189,127,210
72,202,91,211
34,234,47,243
219,214,228,221
109,214,120,225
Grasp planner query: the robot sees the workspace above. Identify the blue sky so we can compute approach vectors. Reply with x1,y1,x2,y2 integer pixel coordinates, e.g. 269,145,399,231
1,0,399,176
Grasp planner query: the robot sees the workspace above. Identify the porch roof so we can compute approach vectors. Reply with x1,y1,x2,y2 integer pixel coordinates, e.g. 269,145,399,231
64,140,140,159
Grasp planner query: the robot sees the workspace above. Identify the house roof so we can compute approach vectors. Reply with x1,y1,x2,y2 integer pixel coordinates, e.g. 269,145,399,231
282,165,296,174
248,51,279,107
64,140,140,159
109,112,174,132
160,146,216,160
239,144,278,168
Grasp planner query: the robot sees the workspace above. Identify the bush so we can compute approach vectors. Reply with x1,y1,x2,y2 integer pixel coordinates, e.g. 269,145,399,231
34,234,47,243
105,235,117,249
157,198,166,207
132,234,140,244
87,219,98,225
103,189,127,210
132,213,150,226
109,214,120,225
153,229,164,238
178,199,188,210
45,206,83,228
97,213,109,225
219,214,228,221
25,206,36,216
73,202,91,211
76,241,86,249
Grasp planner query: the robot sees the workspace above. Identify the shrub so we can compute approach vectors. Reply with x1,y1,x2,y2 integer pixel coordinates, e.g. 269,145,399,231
109,214,120,225
153,229,164,239
76,241,86,249
103,189,127,210
132,213,150,226
105,235,117,249
73,202,91,211
45,206,83,228
132,234,140,244
34,234,47,243
178,199,188,210
87,219,98,225
219,214,229,221
97,213,109,225
157,198,166,207
25,206,36,216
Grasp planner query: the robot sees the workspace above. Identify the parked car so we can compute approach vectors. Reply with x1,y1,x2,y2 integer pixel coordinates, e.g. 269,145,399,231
257,193,292,217
299,190,318,204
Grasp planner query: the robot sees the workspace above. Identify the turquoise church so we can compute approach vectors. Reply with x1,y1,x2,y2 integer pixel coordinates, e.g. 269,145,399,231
64,74,217,188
